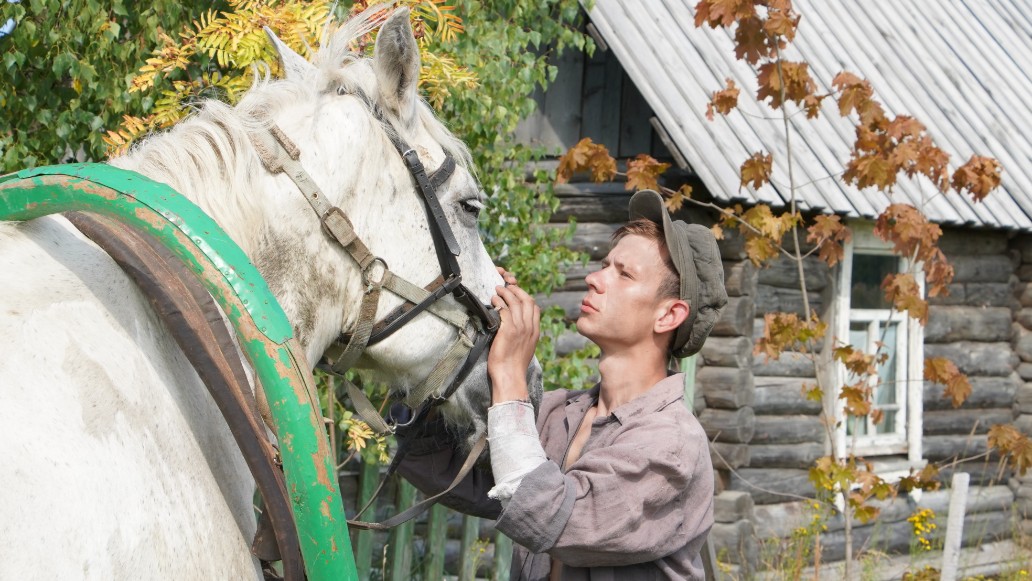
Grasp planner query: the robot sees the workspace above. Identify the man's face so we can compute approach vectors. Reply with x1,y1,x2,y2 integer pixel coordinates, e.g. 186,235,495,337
576,234,677,352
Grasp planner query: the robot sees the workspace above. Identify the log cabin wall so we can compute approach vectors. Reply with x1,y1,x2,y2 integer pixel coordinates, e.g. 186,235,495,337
1009,233,1032,537
517,37,1029,573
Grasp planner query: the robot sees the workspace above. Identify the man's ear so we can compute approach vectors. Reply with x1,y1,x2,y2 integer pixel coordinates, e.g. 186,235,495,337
655,299,690,335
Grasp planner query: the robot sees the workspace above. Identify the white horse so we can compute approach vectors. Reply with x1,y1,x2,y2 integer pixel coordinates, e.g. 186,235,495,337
0,8,538,579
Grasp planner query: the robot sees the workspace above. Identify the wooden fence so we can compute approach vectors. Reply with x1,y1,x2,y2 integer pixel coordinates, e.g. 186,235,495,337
341,460,514,580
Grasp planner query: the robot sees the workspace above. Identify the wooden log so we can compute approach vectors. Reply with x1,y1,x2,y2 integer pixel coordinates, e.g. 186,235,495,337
928,283,1015,308
697,366,755,409
939,459,1009,487
559,258,754,295
756,255,831,291
555,330,591,356
916,485,1013,517
1015,383,1032,414
729,468,814,505
557,260,598,292
1017,309,1032,330
537,290,584,321
699,407,755,444
753,499,818,538
949,254,1013,283
939,228,1009,255
700,336,753,369
964,282,1017,308
813,510,1012,563
922,434,989,462
924,342,1017,377
747,443,825,468
710,442,750,470
1015,329,1032,363
922,408,1014,435
708,520,758,571
542,222,619,260
753,376,823,415
752,414,826,444
711,295,755,337
714,491,755,523
1014,233,1032,263
552,186,632,223
755,284,825,317
925,306,1012,343
924,374,1020,410
723,259,757,297
717,229,748,261
752,352,818,378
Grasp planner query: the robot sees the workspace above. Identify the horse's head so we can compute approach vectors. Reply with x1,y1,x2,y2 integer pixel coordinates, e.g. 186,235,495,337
248,8,542,445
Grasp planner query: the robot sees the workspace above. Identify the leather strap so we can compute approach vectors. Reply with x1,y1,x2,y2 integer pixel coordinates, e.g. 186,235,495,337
346,435,487,531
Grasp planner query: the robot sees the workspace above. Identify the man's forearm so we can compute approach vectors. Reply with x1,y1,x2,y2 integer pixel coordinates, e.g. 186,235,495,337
486,401,547,504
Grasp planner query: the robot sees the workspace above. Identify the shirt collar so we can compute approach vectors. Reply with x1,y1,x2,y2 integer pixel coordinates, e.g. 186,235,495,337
565,373,685,423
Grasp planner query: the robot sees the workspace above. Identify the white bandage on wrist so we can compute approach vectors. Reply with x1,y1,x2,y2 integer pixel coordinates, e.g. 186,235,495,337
486,401,547,505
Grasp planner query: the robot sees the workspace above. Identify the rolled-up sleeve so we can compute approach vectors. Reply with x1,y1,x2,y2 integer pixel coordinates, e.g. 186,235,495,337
495,412,713,567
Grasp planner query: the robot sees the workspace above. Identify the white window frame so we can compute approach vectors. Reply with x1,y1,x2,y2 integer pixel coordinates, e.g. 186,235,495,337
831,223,924,467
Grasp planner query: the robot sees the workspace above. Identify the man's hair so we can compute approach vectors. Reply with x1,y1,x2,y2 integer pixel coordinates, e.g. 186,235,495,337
612,218,680,300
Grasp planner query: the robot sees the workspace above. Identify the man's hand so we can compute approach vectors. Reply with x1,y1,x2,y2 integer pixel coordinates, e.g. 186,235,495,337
488,267,540,403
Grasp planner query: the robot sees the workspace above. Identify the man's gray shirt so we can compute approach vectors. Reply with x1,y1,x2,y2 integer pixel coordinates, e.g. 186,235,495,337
398,373,714,580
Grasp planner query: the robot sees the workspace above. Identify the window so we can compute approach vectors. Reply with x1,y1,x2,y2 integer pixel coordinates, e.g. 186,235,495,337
831,224,924,465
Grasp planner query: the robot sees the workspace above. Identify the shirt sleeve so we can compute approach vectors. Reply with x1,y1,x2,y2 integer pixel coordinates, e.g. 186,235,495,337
493,412,713,567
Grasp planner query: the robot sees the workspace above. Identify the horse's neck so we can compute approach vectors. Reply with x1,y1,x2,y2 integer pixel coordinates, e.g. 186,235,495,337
111,137,359,366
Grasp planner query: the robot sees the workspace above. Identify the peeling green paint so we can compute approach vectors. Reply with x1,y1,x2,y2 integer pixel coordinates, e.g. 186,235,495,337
0,164,357,581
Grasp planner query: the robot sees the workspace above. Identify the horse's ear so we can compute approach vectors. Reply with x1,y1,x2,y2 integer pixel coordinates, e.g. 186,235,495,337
373,8,420,123
265,27,315,80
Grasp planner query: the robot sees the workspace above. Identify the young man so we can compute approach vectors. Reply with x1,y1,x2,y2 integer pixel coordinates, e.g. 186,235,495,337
399,189,727,580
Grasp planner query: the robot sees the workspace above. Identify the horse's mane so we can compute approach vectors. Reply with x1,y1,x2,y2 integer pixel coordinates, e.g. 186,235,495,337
111,7,473,240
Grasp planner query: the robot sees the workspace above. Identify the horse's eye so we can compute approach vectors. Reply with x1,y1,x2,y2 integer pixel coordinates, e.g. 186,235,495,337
459,199,483,219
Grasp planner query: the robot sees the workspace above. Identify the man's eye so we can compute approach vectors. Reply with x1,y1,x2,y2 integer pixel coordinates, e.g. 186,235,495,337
460,199,483,218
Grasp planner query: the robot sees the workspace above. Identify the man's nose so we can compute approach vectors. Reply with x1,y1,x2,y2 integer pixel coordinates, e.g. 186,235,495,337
585,268,603,292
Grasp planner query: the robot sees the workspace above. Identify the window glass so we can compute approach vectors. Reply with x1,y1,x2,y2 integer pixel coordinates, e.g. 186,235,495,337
851,254,897,309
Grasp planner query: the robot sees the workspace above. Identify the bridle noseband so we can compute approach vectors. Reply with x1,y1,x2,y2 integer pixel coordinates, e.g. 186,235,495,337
247,86,499,435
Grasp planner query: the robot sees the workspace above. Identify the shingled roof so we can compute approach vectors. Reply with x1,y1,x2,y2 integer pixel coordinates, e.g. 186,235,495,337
584,0,1032,230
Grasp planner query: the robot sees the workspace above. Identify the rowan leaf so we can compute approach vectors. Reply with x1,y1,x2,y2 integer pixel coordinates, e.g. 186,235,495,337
625,154,670,192
740,151,773,190
924,357,971,408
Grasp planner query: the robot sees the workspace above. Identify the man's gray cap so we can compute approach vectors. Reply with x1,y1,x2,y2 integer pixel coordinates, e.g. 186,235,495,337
628,189,728,358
